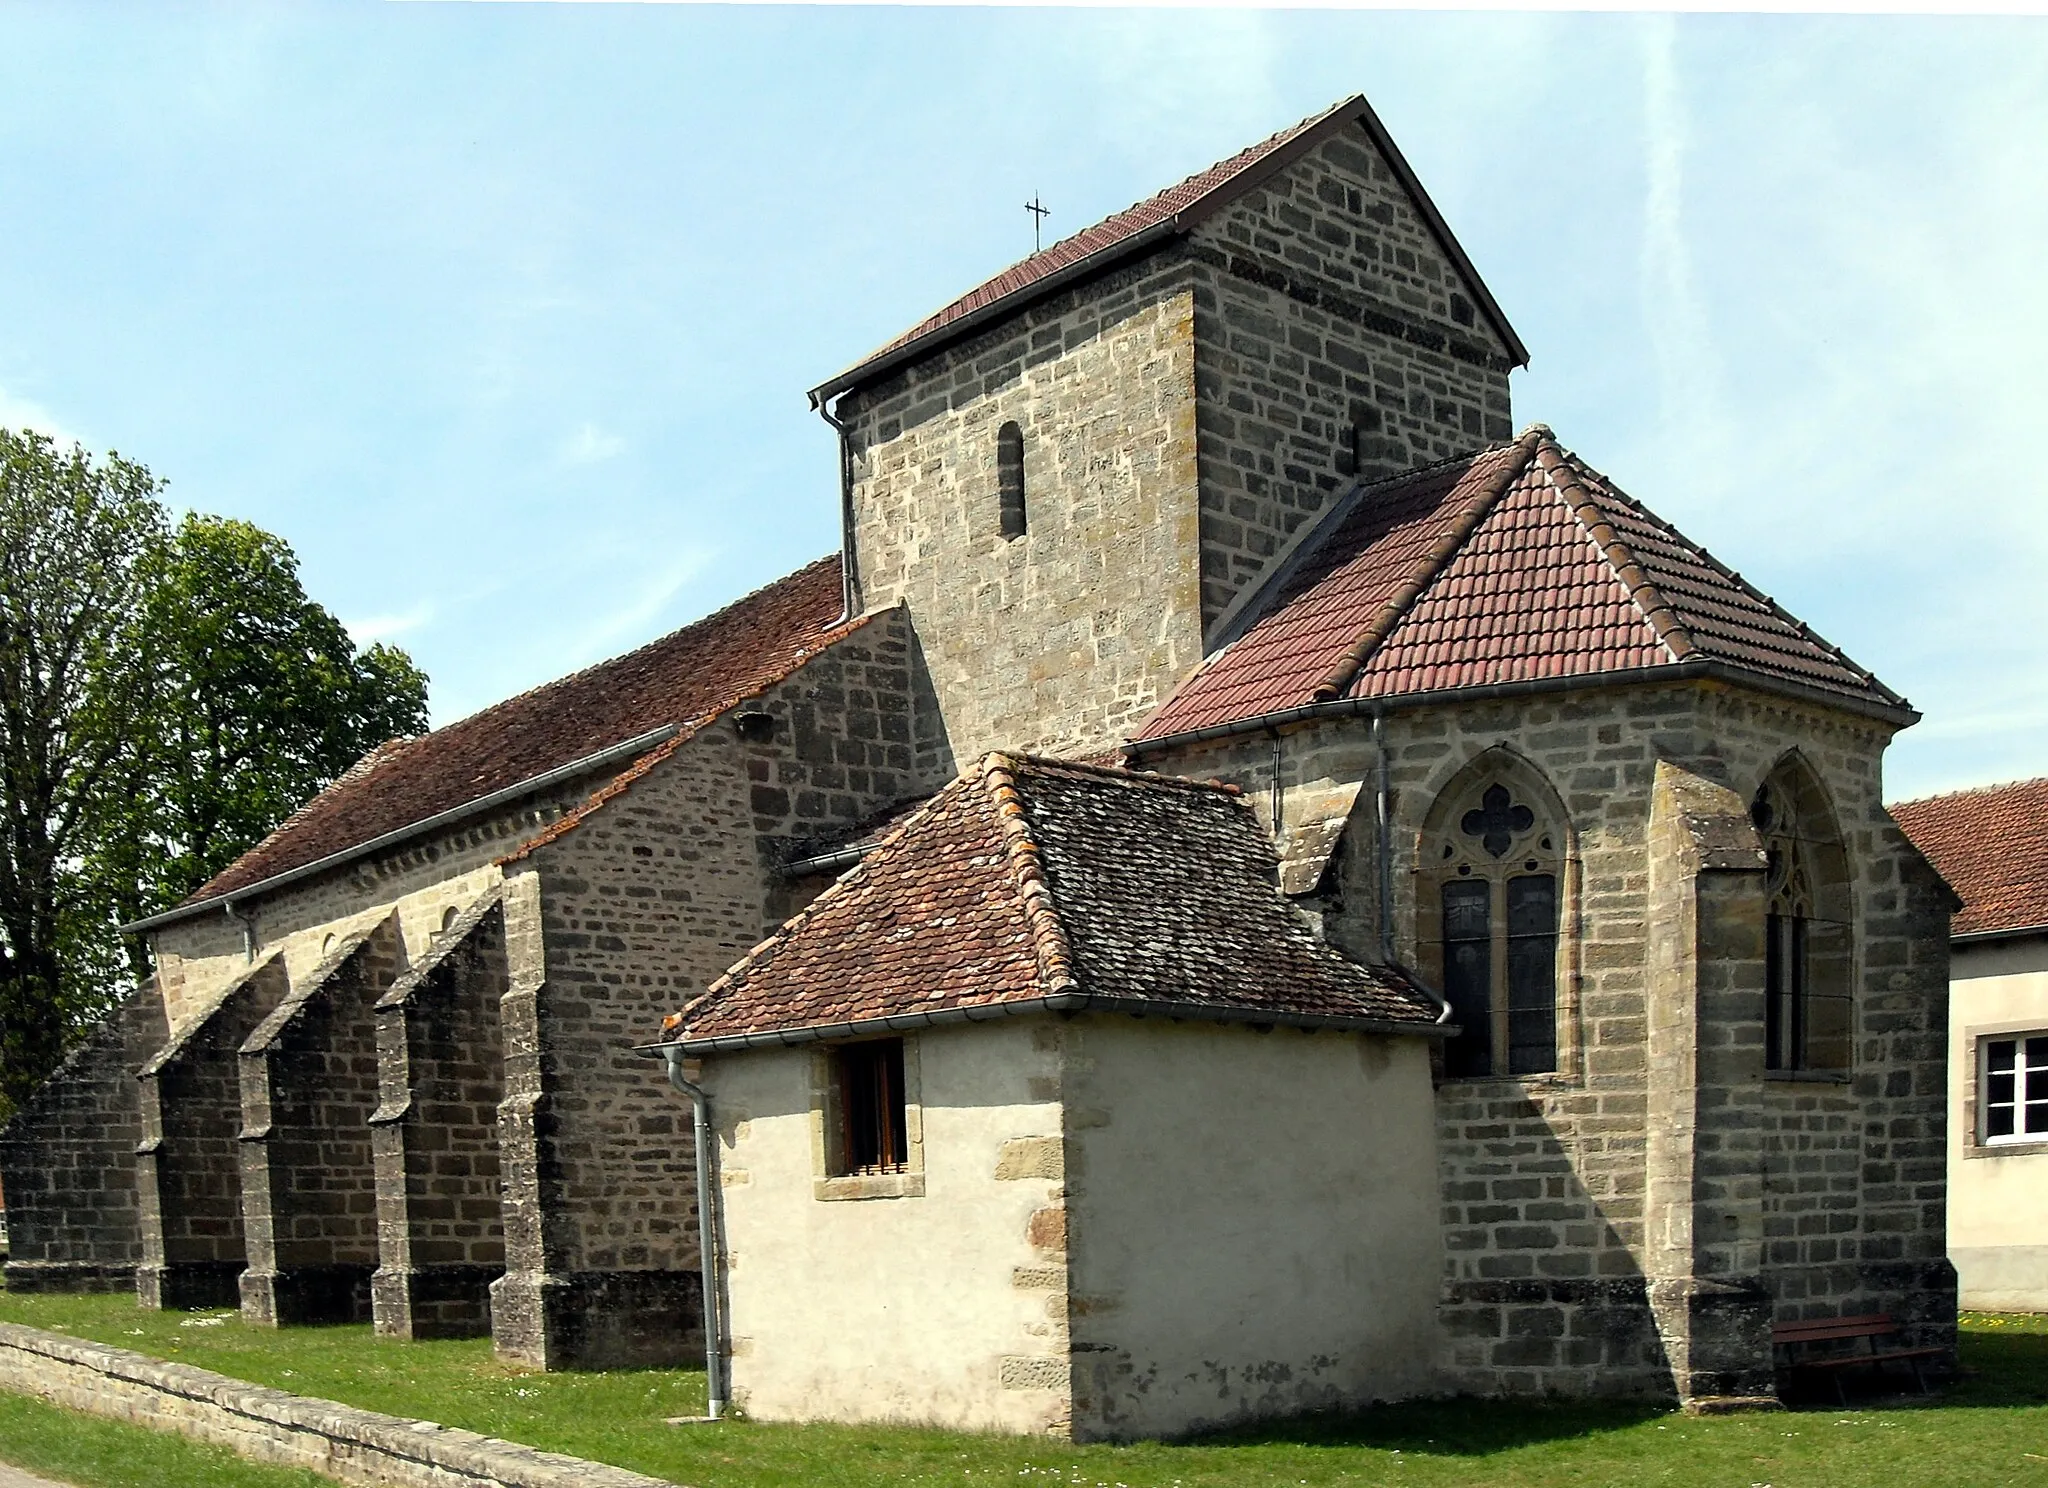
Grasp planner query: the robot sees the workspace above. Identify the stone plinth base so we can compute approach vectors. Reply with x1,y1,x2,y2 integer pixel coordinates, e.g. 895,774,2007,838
239,1263,375,1326
372,1263,503,1340
137,1261,243,1311
2,1260,138,1294
490,1269,703,1371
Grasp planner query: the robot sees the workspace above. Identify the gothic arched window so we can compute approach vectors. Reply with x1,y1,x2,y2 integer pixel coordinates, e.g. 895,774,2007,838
1420,770,1568,1079
996,421,1026,539
1751,764,1852,1073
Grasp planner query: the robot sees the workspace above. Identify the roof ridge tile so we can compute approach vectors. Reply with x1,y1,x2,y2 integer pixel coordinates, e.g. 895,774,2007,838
981,753,1079,995
1312,426,1544,700
1532,435,1696,663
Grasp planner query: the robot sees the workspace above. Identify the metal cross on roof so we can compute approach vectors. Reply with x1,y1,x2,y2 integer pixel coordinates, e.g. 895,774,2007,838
1025,196,1050,254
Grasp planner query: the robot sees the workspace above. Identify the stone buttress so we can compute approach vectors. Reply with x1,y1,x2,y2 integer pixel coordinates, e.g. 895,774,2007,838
136,957,290,1310
237,914,405,1326
369,891,510,1339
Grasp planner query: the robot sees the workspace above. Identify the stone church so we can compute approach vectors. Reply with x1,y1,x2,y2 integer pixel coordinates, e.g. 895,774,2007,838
0,93,1956,1435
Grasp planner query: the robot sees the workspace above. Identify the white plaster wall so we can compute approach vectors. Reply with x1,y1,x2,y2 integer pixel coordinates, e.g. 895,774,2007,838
705,1019,1071,1434
1064,1016,1441,1439
1949,939,2048,1310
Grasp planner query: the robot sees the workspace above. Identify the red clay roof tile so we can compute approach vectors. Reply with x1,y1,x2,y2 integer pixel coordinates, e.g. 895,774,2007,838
1132,428,1902,743
177,556,851,912
667,753,1437,1047
1892,779,2048,938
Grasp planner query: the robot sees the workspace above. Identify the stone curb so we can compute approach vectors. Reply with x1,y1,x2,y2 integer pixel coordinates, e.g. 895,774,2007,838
0,1322,692,1488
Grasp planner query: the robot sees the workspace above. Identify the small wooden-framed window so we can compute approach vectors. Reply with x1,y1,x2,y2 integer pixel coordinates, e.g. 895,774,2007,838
830,1038,908,1176
996,421,1026,539
1419,771,1570,1081
1983,1033,2048,1144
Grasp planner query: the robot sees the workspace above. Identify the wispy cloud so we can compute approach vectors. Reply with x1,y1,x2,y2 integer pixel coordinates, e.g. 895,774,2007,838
555,545,717,671
1637,15,1721,451
0,386,85,449
558,421,625,466
343,603,434,647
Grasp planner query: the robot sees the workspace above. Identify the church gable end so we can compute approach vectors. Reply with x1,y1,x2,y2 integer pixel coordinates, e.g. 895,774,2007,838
1185,113,1519,627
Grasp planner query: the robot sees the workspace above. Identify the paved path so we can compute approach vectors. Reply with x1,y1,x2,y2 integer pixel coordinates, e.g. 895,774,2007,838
0,1462,67,1488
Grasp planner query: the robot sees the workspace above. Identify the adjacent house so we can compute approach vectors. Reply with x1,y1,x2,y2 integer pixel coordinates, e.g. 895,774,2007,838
1894,779,2048,1312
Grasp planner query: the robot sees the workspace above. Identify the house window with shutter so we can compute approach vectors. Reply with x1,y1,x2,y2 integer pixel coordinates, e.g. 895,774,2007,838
811,1037,925,1200
831,1038,907,1175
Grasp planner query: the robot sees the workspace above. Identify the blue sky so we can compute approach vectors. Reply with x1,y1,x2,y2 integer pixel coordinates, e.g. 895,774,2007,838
2,5,2041,804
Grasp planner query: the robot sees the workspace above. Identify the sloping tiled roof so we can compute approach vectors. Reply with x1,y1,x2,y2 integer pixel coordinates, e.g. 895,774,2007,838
171,556,851,914
812,93,1526,401
664,754,1439,1049
1132,427,1906,744
1892,779,2048,938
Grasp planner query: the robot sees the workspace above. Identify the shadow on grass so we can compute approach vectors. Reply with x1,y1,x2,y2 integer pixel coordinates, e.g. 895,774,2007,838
1185,1394,1669,1456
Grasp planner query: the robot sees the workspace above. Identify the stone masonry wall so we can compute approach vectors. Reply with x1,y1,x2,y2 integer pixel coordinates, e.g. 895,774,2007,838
138,958,290,1311
491,628,931,1370
372,894,509,1340
1149,676,1950,1398
734,607,940,928
1187,124,1516,629
238,917,405,1327
148,769,608,1031
0,1321,680,1488
0,986,169,1292
843,251,1207,764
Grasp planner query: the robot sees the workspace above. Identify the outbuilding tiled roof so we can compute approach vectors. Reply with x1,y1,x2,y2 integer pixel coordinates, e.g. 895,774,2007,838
663,753,1439,1049
1892,778,2048,938
1132,427,1905,744
812,93,1526,401
173,556,852,913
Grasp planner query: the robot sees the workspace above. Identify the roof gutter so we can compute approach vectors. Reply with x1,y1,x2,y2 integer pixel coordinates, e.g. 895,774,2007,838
1953,922,2048,947
776,842,876,881
120,722,685,936
1124,659,1920,761
639,987,1449,1059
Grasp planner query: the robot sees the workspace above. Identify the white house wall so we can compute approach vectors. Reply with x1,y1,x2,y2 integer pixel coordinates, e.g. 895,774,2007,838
705,1018,1072,1435
1948,936,2048,1311
1063,1015,1440,1439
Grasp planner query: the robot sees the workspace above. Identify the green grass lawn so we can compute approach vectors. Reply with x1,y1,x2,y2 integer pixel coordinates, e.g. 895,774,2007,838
0,1290,2043,1488
0,1388,333,1488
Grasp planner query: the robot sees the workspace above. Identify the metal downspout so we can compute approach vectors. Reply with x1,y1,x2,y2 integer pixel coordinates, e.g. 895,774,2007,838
1373,709,1451,1024
664,1048,727,1419
815,392,860,628
224,900,256,963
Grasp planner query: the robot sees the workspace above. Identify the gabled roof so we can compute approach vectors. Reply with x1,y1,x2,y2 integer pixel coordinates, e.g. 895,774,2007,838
1131,427,1909,747
1892,778,2048,939
140,557,853,928
811,93,1526,404
660,753,1439,1052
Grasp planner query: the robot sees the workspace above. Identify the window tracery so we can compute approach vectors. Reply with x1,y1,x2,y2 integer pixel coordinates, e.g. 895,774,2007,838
1421,773,1566,1079
1750,766,1852,1073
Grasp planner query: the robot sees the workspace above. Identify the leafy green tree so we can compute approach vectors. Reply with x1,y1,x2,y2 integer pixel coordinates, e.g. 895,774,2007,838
0,430,430,1114
88,515,429,975
0,429,167,1112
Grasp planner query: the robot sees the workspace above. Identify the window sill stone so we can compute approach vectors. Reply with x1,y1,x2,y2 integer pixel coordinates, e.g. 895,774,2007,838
1965,1140,2048,1160
814,1171,926,1202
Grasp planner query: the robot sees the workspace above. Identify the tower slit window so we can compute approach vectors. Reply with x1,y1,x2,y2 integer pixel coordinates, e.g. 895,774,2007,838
997,421,1026,539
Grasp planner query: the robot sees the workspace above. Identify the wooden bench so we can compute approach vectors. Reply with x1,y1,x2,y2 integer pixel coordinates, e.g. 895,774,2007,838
1772,1313,1944,1403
